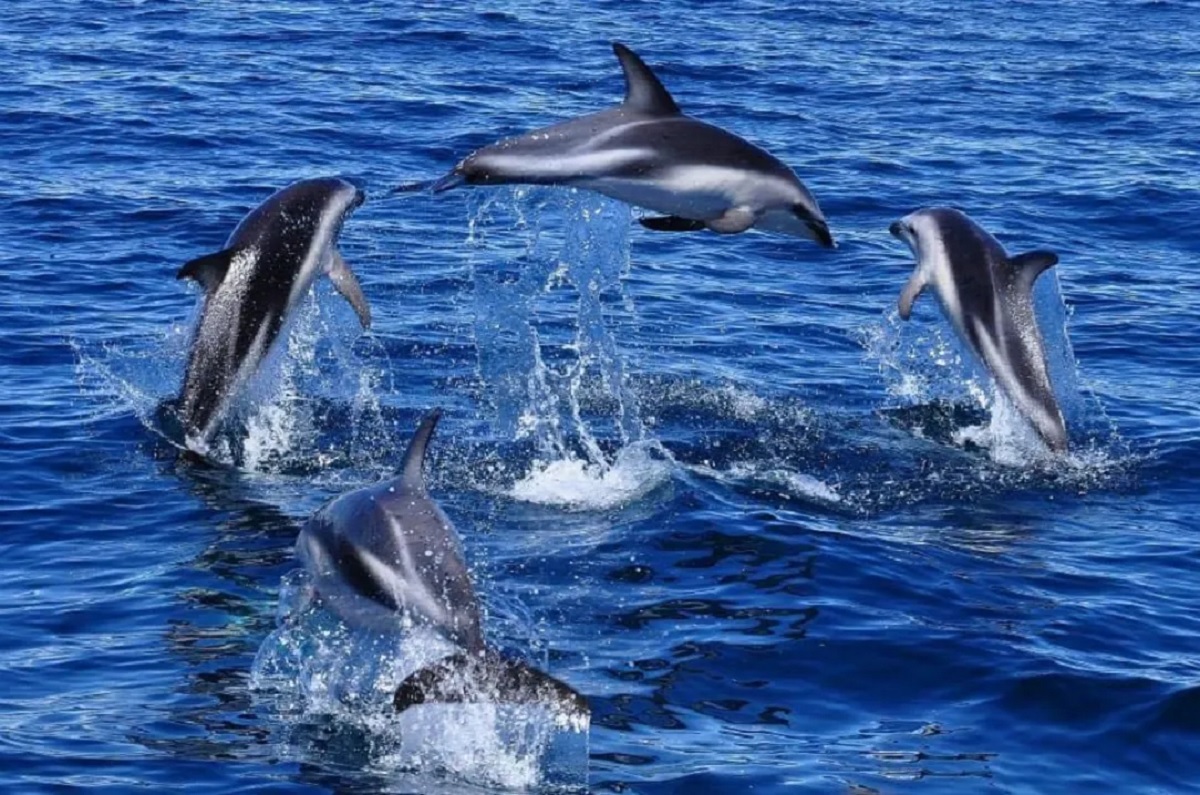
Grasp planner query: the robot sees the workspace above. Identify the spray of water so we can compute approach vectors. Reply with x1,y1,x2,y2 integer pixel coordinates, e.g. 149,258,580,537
465,187,673,511
251,570,590,792
72,285,391,478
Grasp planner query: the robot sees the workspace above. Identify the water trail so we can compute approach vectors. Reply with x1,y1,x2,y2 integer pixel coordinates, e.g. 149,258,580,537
861,302,985,410
466,187,672,511
688,461,843,507
627,375,837,510
233,287,389,475
1030,268,1086,430
561,194,643,448
251,570,589,792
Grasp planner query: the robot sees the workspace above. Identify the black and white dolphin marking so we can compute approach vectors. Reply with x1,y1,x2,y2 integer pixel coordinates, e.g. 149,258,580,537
297,409,589,724
434,42,834,246
889,207,1069,453
175,177,370,448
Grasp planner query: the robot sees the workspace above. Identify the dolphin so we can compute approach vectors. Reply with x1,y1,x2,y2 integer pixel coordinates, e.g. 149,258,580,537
433,42,834,246
889,207,1068,453
175,177,371,448
296,409,589,723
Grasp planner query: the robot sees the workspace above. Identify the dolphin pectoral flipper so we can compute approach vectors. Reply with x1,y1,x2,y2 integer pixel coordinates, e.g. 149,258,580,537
177,248,236,293
394,650,590,725
1006,250,1059,294
327,250,372,329
639,215,706,232
612,42,680,116
707,207,757,234
898,269,928,321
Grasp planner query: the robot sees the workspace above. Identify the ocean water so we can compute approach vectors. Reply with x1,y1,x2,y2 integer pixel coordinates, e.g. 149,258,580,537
2,1,1199,793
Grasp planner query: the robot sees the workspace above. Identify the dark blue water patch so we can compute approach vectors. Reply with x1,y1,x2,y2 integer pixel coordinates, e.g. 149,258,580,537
477,10,522,24
1149,685,1200,735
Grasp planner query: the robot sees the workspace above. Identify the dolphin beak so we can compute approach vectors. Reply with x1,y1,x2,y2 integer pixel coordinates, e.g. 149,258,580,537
431,172,467,193
890,220,919,259
338,176,367,209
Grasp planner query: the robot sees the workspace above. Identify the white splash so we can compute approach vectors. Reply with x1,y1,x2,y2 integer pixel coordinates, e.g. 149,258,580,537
252,570,590,791
509,441,674,512
862,313,980,406
73,278,387,474
470,188,668,512
690,461,842,506
746,465,843,505
950,389,1052,467
955,389,1130,477
712,382,771,421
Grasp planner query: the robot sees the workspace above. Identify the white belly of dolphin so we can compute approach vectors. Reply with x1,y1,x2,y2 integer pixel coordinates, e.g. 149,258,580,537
583,164,795,221
579,176,727,218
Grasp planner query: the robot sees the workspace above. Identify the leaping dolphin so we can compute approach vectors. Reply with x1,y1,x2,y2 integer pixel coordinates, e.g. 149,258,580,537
889,207,1069,453
175,177,371,449
296,409,589,724
433,42,834,246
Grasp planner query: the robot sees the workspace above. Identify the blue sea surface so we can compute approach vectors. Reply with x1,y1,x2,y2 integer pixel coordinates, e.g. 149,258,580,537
3,1,1199,793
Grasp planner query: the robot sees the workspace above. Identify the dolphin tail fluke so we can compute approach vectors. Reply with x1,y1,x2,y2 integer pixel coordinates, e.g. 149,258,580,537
612,43,680,116
399,408,443,492
327,250,372,329
394,650,590,728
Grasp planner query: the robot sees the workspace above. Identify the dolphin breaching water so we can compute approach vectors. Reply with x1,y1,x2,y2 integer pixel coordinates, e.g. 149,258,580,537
433,42,834,246
889,207,1069,453
296,409,590,725
175,176,371,449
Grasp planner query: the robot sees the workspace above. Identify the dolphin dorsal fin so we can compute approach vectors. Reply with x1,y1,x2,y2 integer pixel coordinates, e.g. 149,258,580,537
177,248,236,293
612,42,680,116
399,408,443,493
1006,250,1059,294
